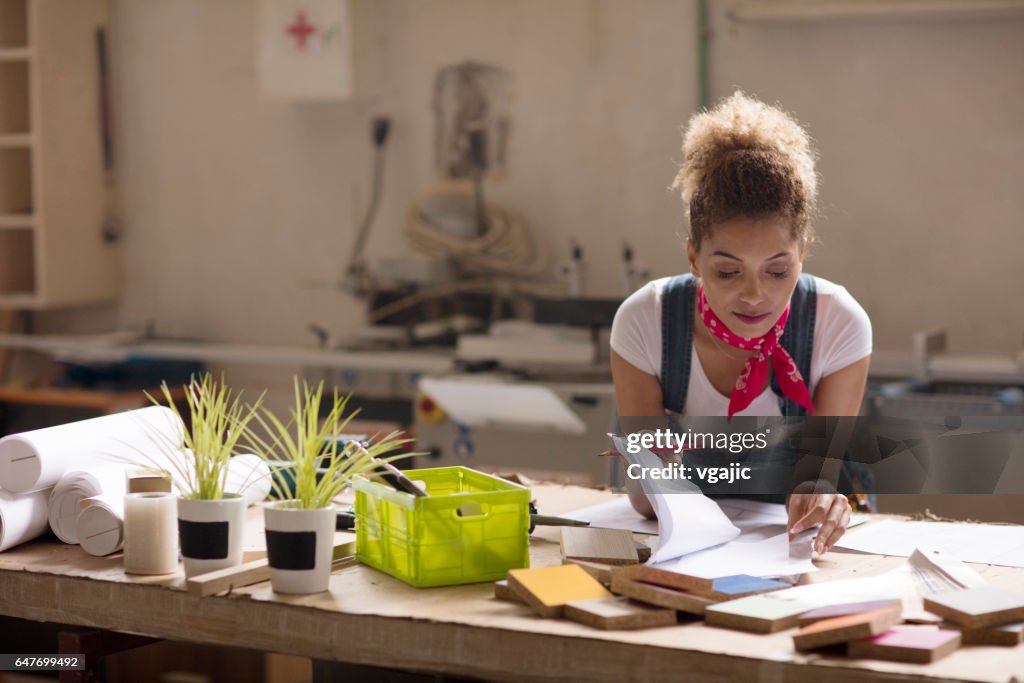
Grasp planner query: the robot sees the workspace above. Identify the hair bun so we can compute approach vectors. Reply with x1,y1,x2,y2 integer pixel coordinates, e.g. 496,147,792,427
673,91,817,207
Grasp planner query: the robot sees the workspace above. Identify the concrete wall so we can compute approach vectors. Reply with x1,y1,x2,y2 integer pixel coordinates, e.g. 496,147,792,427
38,0,1024,388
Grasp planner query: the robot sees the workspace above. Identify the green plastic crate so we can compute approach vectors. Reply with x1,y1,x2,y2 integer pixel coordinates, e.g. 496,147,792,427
353,466,530,587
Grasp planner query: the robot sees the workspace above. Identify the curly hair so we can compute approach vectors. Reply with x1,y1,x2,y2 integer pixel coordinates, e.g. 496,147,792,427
673,91,818,250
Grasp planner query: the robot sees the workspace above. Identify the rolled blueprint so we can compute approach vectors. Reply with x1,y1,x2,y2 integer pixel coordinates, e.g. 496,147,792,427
77,494,126,557
226,453,271,507
0,406,185,494
48,466,129,544
167,451,271,506
0,487,51,552
57,452,269,549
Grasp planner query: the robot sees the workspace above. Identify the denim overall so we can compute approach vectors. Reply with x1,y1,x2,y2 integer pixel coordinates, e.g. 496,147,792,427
659,273,865,503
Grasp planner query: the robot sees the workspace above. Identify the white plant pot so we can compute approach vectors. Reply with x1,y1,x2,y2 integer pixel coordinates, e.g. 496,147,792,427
177,494,246,578
264,502,336,594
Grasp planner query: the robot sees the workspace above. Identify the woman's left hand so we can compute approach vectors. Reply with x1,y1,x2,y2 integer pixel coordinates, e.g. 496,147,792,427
787,492,852,555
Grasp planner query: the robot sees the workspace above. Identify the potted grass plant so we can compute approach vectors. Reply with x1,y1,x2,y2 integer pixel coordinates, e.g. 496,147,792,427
147,373,264,579
249,379,410,594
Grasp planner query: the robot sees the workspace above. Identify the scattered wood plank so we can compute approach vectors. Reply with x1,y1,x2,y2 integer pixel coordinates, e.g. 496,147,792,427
493,579,523,603
506,564,613,618
186,540,355,597
797,599,902,627
705,575,790,601
848,626,962,663
611,564,712,594
609,575,714,616
923,586,1024,628
704,595,816,633
562,558,615,585
560,527,639,566
564,596,677,630
793,606,902,651
952,620,1024,646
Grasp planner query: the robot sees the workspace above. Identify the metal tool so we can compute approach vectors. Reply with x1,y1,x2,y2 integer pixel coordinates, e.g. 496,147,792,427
337,502,591,534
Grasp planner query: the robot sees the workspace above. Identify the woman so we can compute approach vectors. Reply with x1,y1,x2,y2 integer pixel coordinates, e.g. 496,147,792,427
610,92,871,555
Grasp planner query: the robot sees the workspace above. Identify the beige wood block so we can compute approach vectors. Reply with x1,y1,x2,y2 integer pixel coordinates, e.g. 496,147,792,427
793,606,902,651
493,579,523,603
952,620,1024,646
564,596,677,630
187,540,355,596
559,527,639,565
611,564,713,594
562,558,614,585
609,574,714,616
923,586,1024,628
634,540,651,563
705,595,816,633
506,564,613,618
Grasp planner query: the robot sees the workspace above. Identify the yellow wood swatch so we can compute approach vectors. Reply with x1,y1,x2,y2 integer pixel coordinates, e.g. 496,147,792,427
507,564,614,617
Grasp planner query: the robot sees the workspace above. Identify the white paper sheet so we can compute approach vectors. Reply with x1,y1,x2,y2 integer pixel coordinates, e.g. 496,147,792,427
565,497,790,545
646,488,743,563
835,518,1024,568
610,435,740,564
565,497,659,535
0,406,185,494
769,565,915,609
652,531,817,579
0,487,51,552
716,498,869,536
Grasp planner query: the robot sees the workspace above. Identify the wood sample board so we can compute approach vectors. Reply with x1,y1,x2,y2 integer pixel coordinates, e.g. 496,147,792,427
848,626,962,664
564,596,677,630
560,527,639,565
923,586,1024,628
705,595,816,633
507,564,613,618
792,606,902,651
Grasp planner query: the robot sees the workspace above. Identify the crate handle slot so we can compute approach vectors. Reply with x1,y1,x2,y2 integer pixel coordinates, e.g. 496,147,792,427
455,502,490,519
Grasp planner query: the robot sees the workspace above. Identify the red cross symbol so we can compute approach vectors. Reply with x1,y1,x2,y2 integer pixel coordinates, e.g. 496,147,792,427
285,11,316,50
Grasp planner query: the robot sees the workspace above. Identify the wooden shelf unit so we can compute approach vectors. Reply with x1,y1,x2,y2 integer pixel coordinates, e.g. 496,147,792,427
0,0,118,308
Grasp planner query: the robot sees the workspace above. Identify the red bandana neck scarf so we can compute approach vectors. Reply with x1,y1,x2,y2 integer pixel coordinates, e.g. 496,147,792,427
697,284,814,417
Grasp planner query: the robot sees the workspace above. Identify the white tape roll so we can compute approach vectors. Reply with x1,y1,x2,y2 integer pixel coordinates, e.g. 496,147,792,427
123,492,178,575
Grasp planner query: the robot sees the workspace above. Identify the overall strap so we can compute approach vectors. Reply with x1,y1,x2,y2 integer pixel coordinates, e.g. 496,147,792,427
773,273,817,416
660,274,698,414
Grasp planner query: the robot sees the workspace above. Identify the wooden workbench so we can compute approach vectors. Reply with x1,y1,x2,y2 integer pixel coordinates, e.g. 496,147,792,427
1,484,1022,683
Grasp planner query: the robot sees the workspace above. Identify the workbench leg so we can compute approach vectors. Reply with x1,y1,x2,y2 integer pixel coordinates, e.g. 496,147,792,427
57,628,158,683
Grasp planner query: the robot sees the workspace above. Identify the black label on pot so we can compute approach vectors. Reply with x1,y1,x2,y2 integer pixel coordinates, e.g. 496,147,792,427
266,530,317,570
178,519,229,560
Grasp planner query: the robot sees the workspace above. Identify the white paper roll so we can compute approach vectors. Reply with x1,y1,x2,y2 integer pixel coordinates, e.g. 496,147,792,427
0,406,185,494
167,452,270,507
226,454,271,507
0,487,52,552
123,492,178,575
48,466,129,544
77,494,125,557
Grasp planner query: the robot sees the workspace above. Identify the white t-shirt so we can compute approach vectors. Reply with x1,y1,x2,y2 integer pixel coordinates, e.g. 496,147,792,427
610,275,872,416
